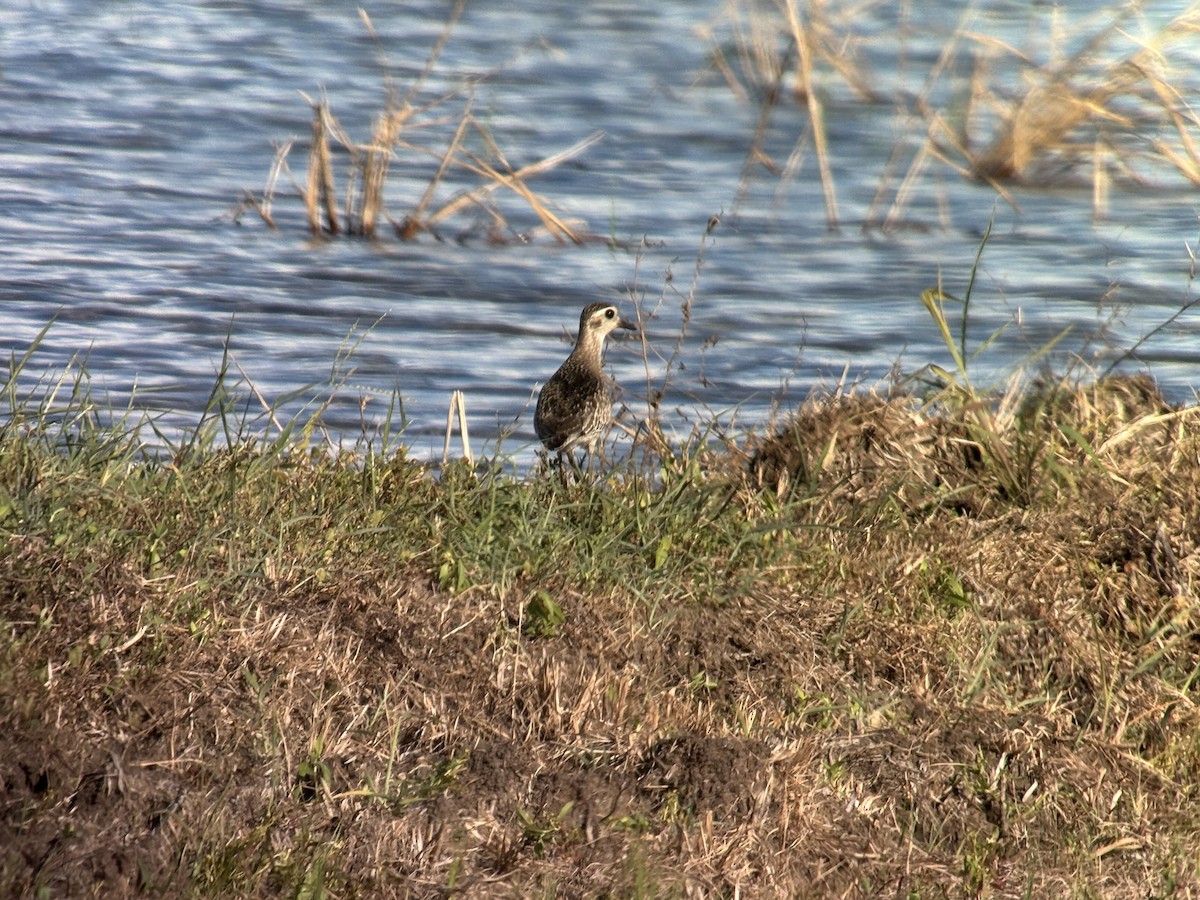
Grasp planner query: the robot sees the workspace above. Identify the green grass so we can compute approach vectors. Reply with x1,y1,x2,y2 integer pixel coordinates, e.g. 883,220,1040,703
3,291,1200,897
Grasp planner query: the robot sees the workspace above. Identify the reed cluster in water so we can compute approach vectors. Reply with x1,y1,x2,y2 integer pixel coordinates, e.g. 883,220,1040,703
703,1,1200,228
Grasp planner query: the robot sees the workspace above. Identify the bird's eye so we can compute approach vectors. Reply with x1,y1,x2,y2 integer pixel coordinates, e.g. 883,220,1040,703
605,309,615,319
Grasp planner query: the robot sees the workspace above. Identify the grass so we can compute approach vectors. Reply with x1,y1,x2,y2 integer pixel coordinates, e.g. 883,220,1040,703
4,259,1200,896
11,2,1200,893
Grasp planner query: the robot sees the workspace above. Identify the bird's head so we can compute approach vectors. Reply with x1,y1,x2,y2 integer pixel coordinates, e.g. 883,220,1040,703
579,302,636,342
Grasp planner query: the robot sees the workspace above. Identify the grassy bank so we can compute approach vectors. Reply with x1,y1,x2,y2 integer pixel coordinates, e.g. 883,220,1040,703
3,348,1200,897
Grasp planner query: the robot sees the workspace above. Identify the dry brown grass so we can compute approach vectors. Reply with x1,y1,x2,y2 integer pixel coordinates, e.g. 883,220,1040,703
4,374,1200,896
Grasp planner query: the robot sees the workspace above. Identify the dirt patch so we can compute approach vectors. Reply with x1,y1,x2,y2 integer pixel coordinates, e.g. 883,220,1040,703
637,733,765,819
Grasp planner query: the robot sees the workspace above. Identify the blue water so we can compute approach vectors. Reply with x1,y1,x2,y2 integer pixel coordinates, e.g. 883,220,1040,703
2,1,1199,463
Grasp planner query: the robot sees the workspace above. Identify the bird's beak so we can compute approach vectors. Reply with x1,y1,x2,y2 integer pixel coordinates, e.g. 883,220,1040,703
619,318,638,333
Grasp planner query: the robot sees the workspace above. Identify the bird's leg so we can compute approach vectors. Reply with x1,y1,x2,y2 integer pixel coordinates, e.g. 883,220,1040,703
564,449,588,485
537,449,571,488
583,438,605,477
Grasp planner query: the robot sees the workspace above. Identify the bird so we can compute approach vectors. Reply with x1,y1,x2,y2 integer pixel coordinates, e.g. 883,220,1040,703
534,302,635,464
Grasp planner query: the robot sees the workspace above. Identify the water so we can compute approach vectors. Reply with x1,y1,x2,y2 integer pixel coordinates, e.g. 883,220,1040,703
3,0,1200,464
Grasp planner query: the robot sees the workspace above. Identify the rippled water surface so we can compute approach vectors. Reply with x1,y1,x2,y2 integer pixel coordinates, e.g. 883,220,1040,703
4,1,1200,462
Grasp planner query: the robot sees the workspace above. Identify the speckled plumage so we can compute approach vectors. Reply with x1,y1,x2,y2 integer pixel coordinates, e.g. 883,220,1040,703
535,302,635,458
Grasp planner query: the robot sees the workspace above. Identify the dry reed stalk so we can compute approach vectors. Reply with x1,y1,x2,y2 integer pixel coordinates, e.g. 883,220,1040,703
305,100,340,235
248,138,294,230
232,358,287,438
962,8,1200,192
466,156,580,244
716,0,886,227
1092,136,1109,217
358,143,389,238
345,3,470,237
971,78,1133,181
303,115,321,234
1146,68,1200,185
702,4,782,215
398,98,474,239
714,0,879,104
391,0,467,111
237,191,275,230
874,113,1018,230
276,1,603,244
353,102,428,236
871,5,1170,228
864,2,985,229
964,13,1128,181
423,128,604,236
442,390,472,465
703,20,753,104
316,104,341,235
701,0,779,103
